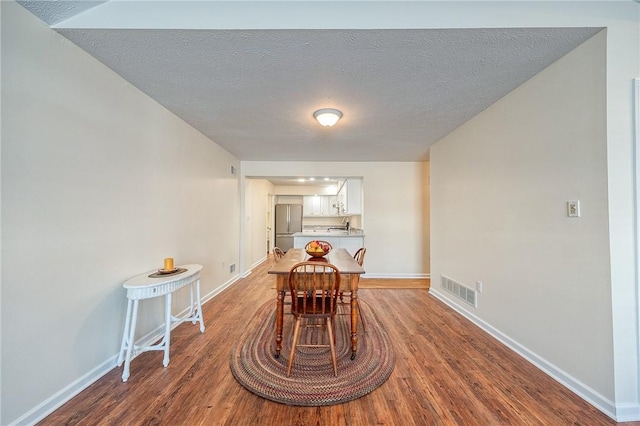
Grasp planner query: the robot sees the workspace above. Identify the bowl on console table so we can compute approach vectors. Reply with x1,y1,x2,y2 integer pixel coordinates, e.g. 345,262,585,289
305,240,332,258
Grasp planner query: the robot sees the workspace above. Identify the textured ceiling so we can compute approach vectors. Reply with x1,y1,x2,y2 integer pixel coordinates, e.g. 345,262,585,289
17,0,107,25
18,1,602,163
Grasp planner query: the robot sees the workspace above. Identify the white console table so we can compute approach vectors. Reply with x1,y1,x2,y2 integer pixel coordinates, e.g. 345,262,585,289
117,264,205,382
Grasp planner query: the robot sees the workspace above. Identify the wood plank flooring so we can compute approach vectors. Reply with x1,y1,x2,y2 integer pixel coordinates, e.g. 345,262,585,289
39,258,634,425
359,277,430,289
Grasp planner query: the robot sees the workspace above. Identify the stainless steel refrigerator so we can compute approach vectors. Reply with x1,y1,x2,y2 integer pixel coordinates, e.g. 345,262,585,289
275,204,303,252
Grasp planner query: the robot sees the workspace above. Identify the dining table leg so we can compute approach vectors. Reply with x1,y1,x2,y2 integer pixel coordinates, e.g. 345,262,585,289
349,274,359,359
275,277,285,357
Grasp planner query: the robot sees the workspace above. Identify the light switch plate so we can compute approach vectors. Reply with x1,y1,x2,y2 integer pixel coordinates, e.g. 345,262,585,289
567,200,580,217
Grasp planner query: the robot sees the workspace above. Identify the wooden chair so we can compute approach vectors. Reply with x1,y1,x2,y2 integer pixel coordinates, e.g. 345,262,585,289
339,247,367,331
273,247,285,262
286,261,341,377
353,247,366,267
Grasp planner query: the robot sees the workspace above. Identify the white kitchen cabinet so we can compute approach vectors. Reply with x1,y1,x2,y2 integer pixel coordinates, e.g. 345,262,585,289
323,195,338,216
346,179,362,215
304,195,340,216
336,182,346,215
337,179,362,215
303,195,323,216
302,180,361,218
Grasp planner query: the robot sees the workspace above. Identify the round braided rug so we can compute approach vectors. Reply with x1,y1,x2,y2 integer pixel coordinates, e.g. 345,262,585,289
229,299,395,406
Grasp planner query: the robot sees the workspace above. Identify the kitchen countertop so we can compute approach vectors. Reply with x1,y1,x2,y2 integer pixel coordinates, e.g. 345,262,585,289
293,230,364,237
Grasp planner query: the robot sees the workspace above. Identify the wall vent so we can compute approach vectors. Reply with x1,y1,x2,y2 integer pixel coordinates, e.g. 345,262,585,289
441,275,477,308
230,263,236,273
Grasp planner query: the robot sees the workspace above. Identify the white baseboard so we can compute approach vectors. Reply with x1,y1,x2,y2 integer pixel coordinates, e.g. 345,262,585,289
201,275,240,304
11,276,241,426
360,273,430,279
10,355,118,426
240,256,269,278
613,403,640,422
429,288,629,422
249,255,267,272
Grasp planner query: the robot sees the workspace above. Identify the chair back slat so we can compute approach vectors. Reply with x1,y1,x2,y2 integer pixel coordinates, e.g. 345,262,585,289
288,262,341,317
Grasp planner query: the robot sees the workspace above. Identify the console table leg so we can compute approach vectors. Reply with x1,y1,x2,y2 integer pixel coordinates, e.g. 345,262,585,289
117,299,133,367
189,282,196,323
163,293,172,367
196,278,205,332
122,299,139,382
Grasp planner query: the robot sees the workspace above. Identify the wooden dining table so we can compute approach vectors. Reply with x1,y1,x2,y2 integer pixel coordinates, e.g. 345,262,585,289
267,248,365,359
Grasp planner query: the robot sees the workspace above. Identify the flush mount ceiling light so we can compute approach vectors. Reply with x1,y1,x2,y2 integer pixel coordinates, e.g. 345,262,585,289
313,108,342,127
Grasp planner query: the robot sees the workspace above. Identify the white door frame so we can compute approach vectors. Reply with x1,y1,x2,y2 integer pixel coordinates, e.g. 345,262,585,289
634,78,640,406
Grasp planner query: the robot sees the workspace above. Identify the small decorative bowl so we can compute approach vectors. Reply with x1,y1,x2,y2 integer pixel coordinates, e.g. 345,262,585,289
305,240,332,258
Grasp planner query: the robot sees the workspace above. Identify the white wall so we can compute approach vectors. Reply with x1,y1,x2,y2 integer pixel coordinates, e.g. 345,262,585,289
431,31,614,413
0,1,4,421
243,178,274,270
241,162,431,277
1,3,240,424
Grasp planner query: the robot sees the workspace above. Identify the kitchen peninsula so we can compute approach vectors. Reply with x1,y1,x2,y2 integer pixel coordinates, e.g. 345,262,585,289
293,229,365,256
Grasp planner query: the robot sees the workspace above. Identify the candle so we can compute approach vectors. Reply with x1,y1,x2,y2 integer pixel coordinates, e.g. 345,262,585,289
163,257,174,271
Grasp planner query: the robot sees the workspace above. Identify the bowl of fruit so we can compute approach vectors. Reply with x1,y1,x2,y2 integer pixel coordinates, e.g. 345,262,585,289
305,240,332,258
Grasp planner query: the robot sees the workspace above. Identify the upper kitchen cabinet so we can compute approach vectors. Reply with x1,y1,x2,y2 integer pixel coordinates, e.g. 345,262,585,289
303,195,322,216
303,195,338,217
336,179,362,215
323,195,338,216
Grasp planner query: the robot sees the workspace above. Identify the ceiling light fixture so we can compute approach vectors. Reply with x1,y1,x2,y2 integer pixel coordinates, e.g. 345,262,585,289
313,108,342,127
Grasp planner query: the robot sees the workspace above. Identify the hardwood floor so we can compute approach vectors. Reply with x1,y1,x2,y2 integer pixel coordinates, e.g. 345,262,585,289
359,277,430,289
39,258,633,426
